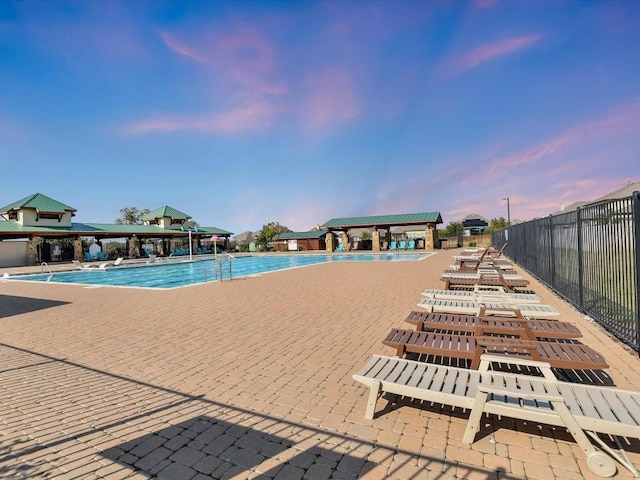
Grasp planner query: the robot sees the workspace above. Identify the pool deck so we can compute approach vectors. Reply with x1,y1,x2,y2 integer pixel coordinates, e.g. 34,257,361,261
1,250,639,479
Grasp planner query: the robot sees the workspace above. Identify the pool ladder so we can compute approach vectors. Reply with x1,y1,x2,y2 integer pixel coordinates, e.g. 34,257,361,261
204,253,234,281
41,262,53,281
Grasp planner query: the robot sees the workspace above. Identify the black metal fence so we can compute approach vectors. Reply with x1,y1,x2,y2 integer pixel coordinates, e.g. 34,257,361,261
492,191,640,352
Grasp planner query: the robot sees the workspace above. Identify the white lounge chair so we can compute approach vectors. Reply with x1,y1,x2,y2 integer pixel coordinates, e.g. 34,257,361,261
421,288,541,304
353,354,640,477
417,298,559,318
72,257,123,270
72,260,109,270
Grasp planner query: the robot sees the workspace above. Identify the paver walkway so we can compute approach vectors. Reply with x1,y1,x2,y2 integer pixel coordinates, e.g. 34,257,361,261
1,250,639,479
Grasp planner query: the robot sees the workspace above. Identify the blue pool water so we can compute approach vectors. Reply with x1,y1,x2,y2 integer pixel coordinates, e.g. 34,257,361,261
9,253,429,289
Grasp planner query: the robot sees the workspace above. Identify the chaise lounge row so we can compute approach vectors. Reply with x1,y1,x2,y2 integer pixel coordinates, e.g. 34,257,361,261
351,245,640,477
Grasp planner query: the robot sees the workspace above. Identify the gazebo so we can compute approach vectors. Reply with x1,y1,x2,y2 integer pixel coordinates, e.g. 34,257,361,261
321,212,443,252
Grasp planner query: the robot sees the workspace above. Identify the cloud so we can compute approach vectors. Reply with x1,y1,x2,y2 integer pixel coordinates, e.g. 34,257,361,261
364,98,640,224
124,103,277,134
159,30,205,63
299,68,361,131
439,35,541,77
160,28,285,98
483,99,640,181
473,0,498,7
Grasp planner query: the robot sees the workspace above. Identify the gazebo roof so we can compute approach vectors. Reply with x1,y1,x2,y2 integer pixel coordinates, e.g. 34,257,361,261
143,206,191,221
322,212,442,229
0,193,76,215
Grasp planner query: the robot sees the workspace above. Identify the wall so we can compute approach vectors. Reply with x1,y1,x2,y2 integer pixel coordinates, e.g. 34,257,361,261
462,234,492,246
19,209,72,227
0,240,29,268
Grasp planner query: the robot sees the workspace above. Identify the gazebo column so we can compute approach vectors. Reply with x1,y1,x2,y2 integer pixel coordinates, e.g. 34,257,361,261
73,237,83,261
27,236,38,265
326,231,335,252
340,232,348,248
424,225,436,251
129,236,140,258
372,227,380,252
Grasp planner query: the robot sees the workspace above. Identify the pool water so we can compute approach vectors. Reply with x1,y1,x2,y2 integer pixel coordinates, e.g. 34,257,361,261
9,253,429,289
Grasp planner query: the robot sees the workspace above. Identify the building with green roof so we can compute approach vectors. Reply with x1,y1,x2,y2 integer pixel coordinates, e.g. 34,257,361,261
320,212,442,252
274,229,328,251
0,193,233,267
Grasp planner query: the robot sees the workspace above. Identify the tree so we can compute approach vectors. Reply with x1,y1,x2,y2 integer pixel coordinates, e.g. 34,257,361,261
182,219,200,230
440,221,463,237
484,217,508,234
255,221,291,248
115,207,150,225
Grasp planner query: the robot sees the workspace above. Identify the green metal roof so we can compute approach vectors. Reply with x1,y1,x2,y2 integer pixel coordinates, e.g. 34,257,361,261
0,221,233,237
143,205,191,221
196,226,233,235
0,193,75,214
276,230,327,240
321,212,442,229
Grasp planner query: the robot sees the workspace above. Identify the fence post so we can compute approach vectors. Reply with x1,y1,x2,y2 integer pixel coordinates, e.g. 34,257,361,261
549,215,555,288
633,191,640,354
576,206,584,309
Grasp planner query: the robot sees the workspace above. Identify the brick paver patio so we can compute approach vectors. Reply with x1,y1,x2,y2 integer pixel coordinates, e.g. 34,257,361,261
1,250,639,479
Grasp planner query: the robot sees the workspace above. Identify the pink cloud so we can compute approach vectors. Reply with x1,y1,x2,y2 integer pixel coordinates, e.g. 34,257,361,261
300,68,360,131
159,31,205,63
124,103,276,135
160,28,285,98
483,99,640,181
474,0,498,7
439,35,542,77
366,99,640,223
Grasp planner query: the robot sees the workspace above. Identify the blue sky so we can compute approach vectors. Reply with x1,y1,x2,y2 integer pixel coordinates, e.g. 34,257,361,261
1,0,639,234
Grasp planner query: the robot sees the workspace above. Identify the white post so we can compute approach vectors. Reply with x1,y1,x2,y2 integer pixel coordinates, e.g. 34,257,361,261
188,228,192,261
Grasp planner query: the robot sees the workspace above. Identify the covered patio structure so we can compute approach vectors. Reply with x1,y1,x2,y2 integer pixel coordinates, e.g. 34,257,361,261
320,212,443,252
0,193,233,267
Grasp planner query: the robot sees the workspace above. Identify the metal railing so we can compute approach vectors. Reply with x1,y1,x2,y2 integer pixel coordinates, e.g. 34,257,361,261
40,262,53,282
204,253,234,282
492,191,640,352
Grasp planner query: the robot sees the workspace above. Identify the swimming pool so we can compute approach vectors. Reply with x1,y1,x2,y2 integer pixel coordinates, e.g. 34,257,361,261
8,253,430,289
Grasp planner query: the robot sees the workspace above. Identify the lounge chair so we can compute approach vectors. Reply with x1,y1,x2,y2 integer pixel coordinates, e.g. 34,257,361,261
390,241,397,250
417,298,559,318
72,260,109,270
404,310,582,340
382,328,607,370
84,252,95,262
399,240,407,250
335,243,344,252
353,354,637,477
441,274,530,291
451,257,513,270
407,240,415,250
441,271,524,280
421,288,540,304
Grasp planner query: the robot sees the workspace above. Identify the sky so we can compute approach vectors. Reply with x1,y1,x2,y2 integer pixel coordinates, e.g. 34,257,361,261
1,0,640,234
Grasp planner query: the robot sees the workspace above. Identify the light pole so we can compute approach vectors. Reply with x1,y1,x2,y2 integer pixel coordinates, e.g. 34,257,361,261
501,197,511,225
188,227,193,261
